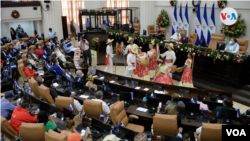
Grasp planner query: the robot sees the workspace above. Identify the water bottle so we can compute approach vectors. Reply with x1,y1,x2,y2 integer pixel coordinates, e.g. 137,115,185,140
89,86,91,92
90,69,93,75
131,80,134,88
200,108,203,118
111,91,114,97
67,81,70,88
111,124,114,134
125,79,128,86
216,111,220,120
103,82,106,91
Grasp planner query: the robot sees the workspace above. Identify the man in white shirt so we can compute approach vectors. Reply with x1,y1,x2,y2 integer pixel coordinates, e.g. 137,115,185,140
92,91,110,117
224,38,239,54
78,37,92,66
15,39,25,49
170,28,182,41
63,90,85,115
54,45,66,62
124,46,138,77
195,116,217,141
124,37,139,55
48,28,56,39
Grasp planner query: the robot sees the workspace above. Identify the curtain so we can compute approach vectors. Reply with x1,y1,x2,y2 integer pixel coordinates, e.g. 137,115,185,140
61,0,84,25
106,0,129,24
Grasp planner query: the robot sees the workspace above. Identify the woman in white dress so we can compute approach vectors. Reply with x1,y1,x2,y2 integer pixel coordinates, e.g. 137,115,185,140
160,43,176,78
104,39,115,73
124,46,138,77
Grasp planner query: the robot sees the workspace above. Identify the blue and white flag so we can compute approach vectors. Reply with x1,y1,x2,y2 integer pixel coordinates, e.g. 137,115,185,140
56,40,59,44
44,49,47,54
69,102,73,111
195,3,202,46
99,113,106,123
183,3,189,37
201,3,208,46
190,97,197,104
150,92,155,98
89,86,91,91
13,48,17,53
44,60,46,65
28,86,32,93
11,63,16,69
177,3,183,29
41,35,43,39
7,38,11,42
131,92,134,100
29,40,34,44
103,82,106,91
1,40,3,45
116,122,125,131
14,80,19,86
172,4,178,35
43,54,47,60
66,42,73,48
47,63,51,69
48,45,51,49
208,3,216,45
237,109,241,118
53,42,55,46
8,53,13,58
65,72,71,79
77,77,81,82
176,131,182,138
6,58,9,64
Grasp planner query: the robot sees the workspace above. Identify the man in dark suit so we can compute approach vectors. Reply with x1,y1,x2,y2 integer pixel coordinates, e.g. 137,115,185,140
46,80,59,101
74,70,86,85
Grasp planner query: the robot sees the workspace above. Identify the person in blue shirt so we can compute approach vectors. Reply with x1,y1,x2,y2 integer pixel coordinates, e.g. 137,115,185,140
1,92,20,120
52,58,64,77
48,28,56,39
74,70,86,85
16,24,24,38
86,18,90,31
105,18,111,26
61,39,74,57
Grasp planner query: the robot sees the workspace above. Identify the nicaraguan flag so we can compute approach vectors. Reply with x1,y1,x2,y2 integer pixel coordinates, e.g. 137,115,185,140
131,92,134,100
28,86,32,93
103,82,106,91
48,45,51,49
201,3,208,45
56,40,59,44
237,109,241,118
41,35,43,39
11,63,16,69
190,97,197,104
44,49,47,54
43,54,47,60
208,3,216,45
69,102,73,111
65,72,71,79
47,63,51,69
183,3,189,37
177,3,183,29
99,113,106,123
176,131,182,138
77,77,81,82
23,42,26,47
8,53,13,58
116,122,125,131
1,40,3,45
195,3,201,46
89,86,91,91
66,42,73,48
13,48,17,53
172,4,178,35
44,60,46,65
150,92,155,98
14,80,19,86
7,38,11,42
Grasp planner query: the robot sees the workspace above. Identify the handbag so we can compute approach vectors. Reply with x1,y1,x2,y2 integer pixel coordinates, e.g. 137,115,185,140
73,115,83,127
134,133,147,141
84,127,93,141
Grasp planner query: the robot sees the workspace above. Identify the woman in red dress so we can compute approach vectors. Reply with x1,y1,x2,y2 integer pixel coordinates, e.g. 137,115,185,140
153,57,175,85
35,44,44,58
147,39,158,78
178,53,194,87
132,47,150,81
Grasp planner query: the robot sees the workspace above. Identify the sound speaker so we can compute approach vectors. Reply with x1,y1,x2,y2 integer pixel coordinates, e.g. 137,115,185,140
33,7,37,10
44,0,50,3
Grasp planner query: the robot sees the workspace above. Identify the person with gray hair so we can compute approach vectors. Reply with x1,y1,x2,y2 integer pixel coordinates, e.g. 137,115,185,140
170,28,182,41
92,91,110,116
74,70,86,84
35,75,44,86
15,38,25,49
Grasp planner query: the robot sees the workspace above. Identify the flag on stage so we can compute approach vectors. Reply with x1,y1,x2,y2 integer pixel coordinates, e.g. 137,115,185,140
183,3,189,37
69,102,73,111
172,4,178,35
178,3,183,29
195,3,202,46
208,3,216,45
201,3,208,46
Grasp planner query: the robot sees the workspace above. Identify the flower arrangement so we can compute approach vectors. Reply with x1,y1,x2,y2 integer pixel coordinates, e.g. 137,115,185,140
91,37,100,51
156,10,170,28
11,10,20,19
218,1,227,8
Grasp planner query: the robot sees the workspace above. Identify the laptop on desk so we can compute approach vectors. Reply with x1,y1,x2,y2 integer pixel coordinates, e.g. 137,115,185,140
90,117,104,138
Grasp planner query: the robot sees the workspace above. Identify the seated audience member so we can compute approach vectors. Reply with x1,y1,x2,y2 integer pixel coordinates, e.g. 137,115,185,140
27,54,37,67
15,38,26,49
46,80,59,101
23,58,37,71
1,92,20,120
35,44,44,58
166,93,185,107
92,91,110,117
101,21,108,31
1,48,7,61
10,100,39,133
28,36,37,45
52,59,65,77
6,44,15,55
127,23,135,33
51,54,70,71
86,75,97,90
1,37,10,45
23,32,29,38
214,97,235,112
53,36,60,45
61,118,82,141
48,28,56,39
74,70,86,84
33,30,39,39
63,90,85,115
153,26,165,40
157,104,181,127
45,115,57,132
23,63,38,79
225,38,239,54
196,93,209,110
170,28,182,41
61,39,75,57
195,116,217,141
53,45,75,68
28,48,39,61
35,76,44,86
16,24,24,38
10,27,17,40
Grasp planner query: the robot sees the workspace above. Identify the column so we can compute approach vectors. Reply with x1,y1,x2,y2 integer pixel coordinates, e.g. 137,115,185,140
140,1,155,35
6,23,11,39
36,20,42,36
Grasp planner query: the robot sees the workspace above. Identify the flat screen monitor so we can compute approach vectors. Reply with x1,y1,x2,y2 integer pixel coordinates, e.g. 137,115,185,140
75,82,84,89
147,98,159,108
120,91,131,102
220,108,237,120
216,42,226,51
39,100,49,113
143,30,147,36
63,107,74,119
185,102,200,114
165,134,183,141
200,39,206,47
91,117,103,132
182,37,189,44
119,126,135,141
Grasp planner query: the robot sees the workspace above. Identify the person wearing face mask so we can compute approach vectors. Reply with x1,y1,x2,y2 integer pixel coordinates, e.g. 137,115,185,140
1,92,21,120
28,37,37,45
61,39,75,57
74,70,86,84
52,58,65,77
35,44,44,58
28,48,39,61
23,63,38,79
127,23,135,34
225,38,239,54
23,58,37,71
7,44,19,56
15,38,26,50
16,24,25,38
35,76,44,86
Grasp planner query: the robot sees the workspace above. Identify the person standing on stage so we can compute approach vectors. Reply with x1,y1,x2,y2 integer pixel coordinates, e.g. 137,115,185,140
160,43,176,78
124,46,138,77
124,37,139,55
70,20,77,40
78,36,92,66
153,57,175,85
132,46,150,81
147,39,158,79
177,53,194,88
104,39,115,73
